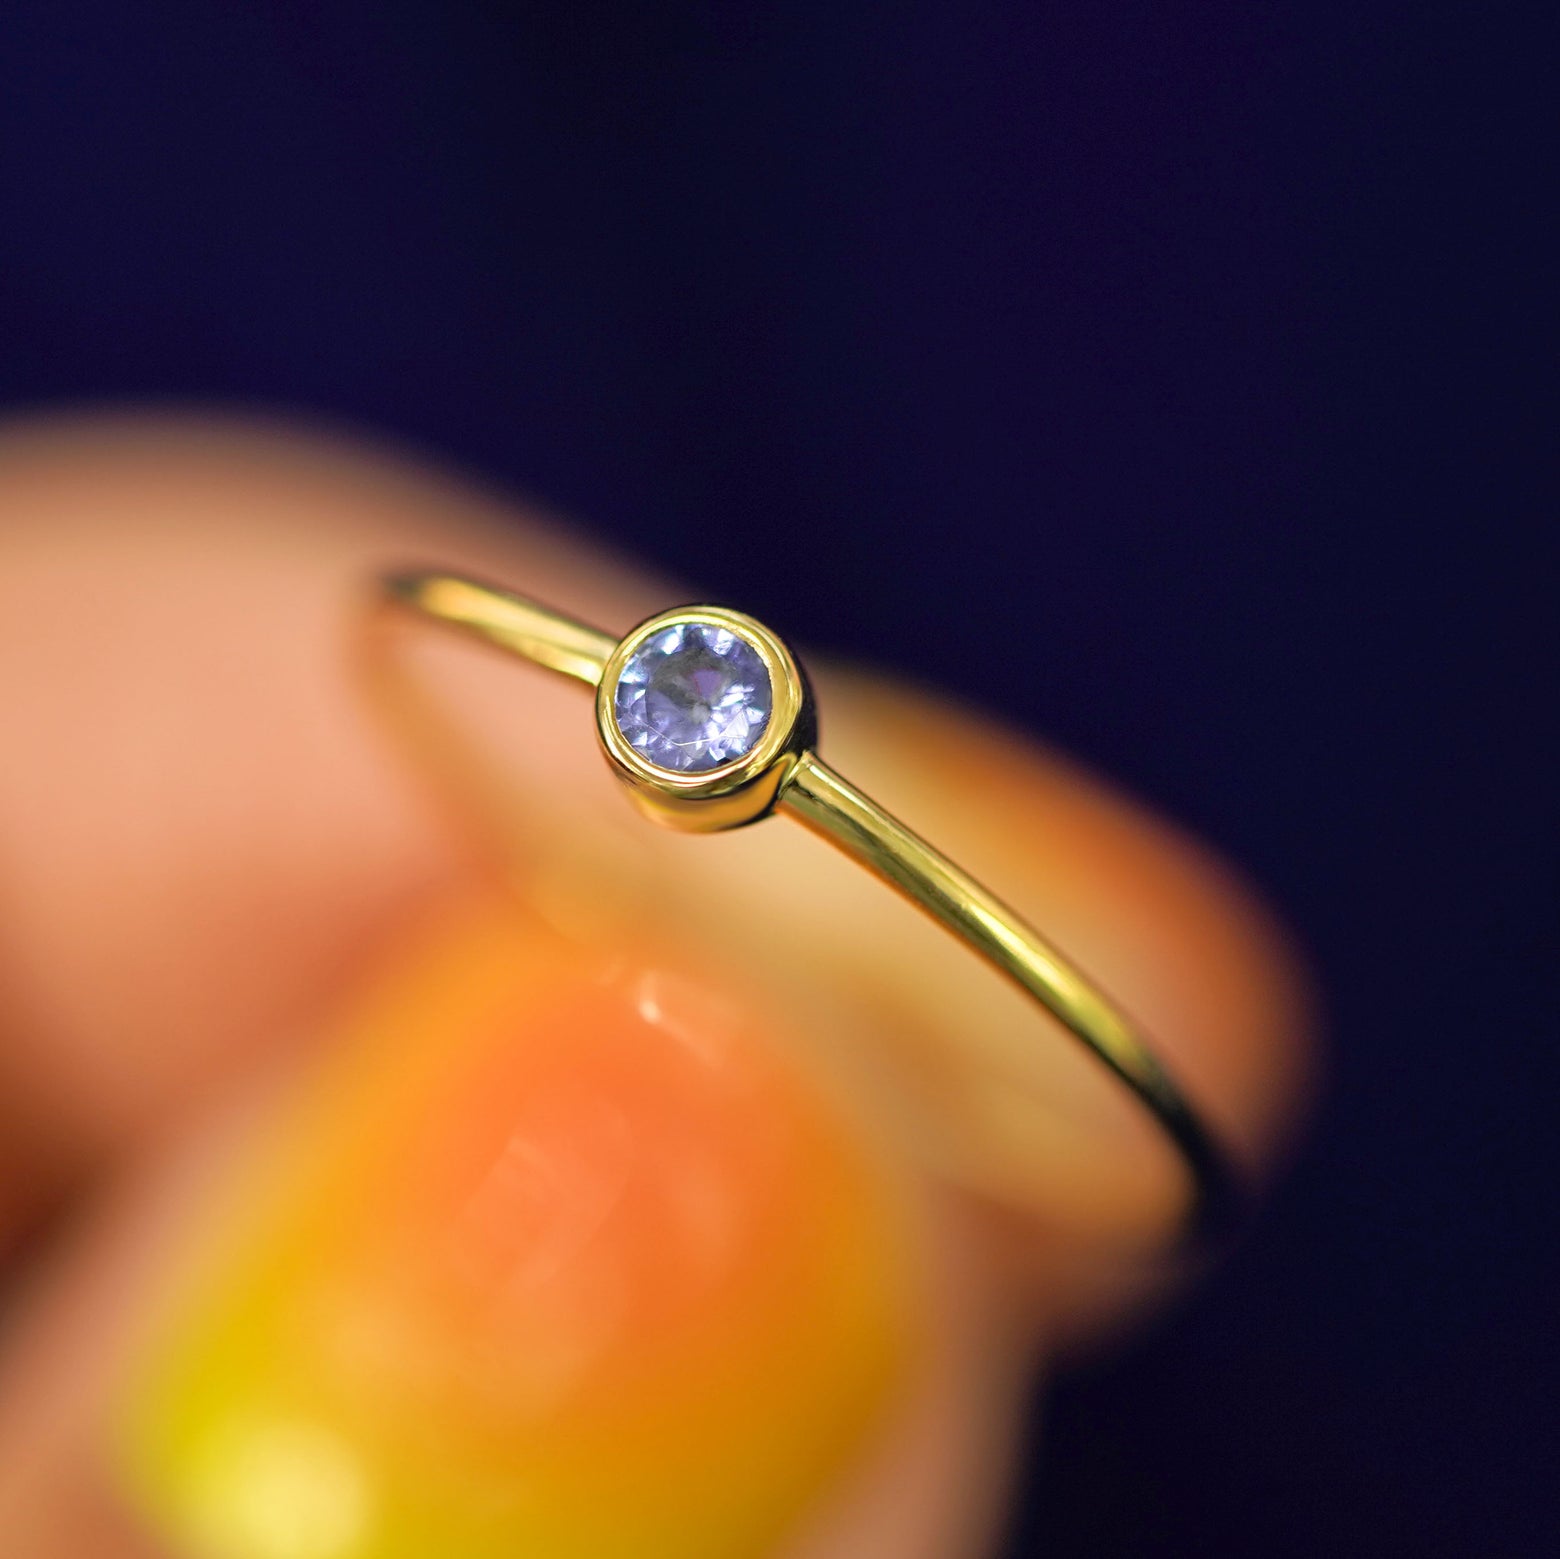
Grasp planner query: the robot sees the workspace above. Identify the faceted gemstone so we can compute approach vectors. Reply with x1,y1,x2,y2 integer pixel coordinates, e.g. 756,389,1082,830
613,620,772,772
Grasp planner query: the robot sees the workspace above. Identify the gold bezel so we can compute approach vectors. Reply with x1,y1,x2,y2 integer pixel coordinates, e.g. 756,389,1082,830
595,605,814,832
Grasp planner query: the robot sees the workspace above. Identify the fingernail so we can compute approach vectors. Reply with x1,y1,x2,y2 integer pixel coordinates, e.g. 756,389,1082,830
117,895,918,1559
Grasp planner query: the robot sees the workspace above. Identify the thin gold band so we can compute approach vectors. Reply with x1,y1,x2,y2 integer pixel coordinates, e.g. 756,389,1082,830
379,570,1242,1245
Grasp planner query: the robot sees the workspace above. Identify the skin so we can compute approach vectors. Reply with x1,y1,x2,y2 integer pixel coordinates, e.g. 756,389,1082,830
0,416,1312,1558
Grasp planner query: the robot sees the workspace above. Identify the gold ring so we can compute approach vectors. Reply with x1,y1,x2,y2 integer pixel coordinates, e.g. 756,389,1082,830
378,569,1243,1245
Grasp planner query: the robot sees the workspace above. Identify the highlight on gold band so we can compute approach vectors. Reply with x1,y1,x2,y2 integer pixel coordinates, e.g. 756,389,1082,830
379,570,1243,1243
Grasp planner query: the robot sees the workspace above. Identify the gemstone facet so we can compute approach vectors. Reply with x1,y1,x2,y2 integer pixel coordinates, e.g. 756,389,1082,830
612,620,773,772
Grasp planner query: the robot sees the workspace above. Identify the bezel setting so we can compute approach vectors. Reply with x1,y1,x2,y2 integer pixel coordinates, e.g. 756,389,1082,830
595,605,814,831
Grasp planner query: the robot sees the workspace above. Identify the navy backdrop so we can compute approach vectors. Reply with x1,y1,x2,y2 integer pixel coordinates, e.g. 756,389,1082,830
0,4,1552,1556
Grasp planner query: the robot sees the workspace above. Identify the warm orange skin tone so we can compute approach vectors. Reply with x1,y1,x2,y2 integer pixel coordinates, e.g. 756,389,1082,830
0,418,1312,1559
122,901,915,1559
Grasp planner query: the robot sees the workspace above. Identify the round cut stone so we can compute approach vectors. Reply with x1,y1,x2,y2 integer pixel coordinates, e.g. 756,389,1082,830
613,620,772,772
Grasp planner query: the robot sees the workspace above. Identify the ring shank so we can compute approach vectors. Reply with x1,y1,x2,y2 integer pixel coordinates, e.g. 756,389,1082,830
386,572,617,686
781,754,1240,1242
378,570,1244,1245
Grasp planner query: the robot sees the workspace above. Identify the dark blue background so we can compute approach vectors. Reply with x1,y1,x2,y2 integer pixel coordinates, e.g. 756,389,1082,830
1,4,1552,1555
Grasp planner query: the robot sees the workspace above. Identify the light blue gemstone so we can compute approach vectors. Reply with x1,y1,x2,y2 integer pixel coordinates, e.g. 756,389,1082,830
613,620,772,772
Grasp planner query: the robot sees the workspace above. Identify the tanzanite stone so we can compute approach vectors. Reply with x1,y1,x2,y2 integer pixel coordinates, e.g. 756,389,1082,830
613,620,772,771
